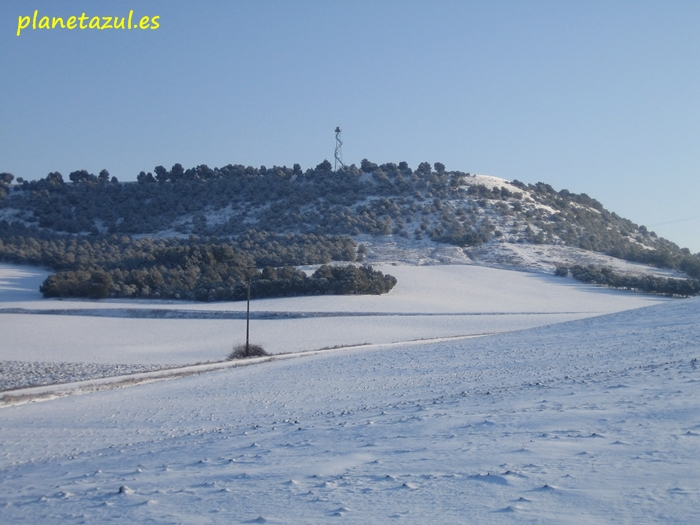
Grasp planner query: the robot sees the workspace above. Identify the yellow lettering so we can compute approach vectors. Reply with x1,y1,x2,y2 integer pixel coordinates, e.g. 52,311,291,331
16,16,30,36
14,10,159,35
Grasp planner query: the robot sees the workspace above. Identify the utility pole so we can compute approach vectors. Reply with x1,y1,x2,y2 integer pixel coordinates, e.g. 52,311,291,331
245,281,250,357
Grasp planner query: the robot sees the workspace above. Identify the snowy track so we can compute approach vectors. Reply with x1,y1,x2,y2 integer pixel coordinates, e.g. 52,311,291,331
0,335,490,403
0,307,594,319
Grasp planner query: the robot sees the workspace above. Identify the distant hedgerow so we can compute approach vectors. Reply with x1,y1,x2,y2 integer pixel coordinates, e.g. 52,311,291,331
558,264,700,297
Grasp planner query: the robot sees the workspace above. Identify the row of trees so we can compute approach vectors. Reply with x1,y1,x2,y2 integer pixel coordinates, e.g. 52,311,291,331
39,264,397,301
0,222,358,270
556,265,700,297
0,161,470,238
0,221,398,301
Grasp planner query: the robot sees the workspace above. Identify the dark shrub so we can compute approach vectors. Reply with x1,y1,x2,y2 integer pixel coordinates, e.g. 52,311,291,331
227,344,269,360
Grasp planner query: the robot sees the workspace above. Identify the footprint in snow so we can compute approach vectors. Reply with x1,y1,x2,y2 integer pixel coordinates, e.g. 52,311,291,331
494,505,521,512
468,474,509,485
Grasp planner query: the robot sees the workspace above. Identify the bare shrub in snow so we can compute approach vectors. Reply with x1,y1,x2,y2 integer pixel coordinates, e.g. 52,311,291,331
227,344,269,360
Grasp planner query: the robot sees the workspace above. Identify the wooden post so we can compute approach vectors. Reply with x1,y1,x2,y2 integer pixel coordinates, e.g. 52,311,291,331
245,281,250,357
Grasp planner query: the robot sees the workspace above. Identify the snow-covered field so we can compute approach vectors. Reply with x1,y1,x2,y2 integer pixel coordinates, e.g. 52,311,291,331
0,295,698,523
1,262,698,523
0,263,665,367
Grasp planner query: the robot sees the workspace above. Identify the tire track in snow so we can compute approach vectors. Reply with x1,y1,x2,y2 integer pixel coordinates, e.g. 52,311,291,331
0,333,493,407
0,307,595,320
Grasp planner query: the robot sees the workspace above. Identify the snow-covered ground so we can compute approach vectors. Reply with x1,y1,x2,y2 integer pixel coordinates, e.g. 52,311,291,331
358,235,688,278
0,293,698,523
1,260,697,522
0,263,665,367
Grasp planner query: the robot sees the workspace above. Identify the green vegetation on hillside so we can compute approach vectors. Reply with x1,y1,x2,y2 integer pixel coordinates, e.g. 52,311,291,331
2,159,700,299
0,222,395,301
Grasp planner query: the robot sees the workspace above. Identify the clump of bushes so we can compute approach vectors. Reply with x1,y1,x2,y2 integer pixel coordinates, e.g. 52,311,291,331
40,270,113,299
227,344,269,360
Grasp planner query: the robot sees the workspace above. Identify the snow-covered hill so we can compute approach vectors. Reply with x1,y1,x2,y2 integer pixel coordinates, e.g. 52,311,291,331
3,164,697,286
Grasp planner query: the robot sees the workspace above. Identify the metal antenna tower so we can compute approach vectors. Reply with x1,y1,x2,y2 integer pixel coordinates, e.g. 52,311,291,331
334,126,345,172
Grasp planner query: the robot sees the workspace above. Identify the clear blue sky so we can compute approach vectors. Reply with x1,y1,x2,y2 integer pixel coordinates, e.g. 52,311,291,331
2,1,699,251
